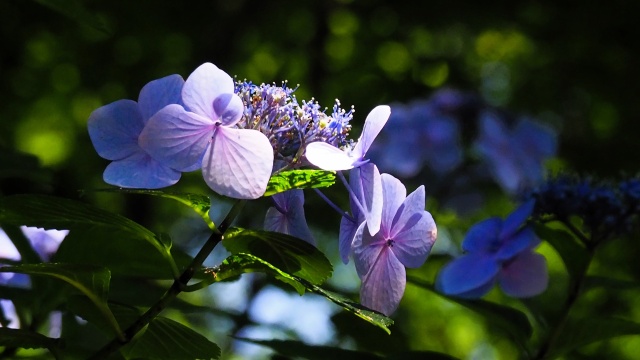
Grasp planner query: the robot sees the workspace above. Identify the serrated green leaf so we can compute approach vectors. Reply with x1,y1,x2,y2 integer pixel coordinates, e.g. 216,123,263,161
547,317,640,358
0,194,177,277
214,253,306,294
124,317,220,360
88,189,214,230
0,327,60,353
222,227,332,286
265,169,336,196
0,263,123,340
407,276,532,348
233,337,380,360
533,224,589,280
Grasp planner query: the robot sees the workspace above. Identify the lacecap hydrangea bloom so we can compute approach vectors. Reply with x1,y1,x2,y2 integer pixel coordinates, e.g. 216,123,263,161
436,200,548,298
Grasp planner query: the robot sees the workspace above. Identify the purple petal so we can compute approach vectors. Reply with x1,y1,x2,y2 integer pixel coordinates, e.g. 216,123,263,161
103,151,181,189
495,226,539,261
203,127,273,199
138,74,185,122
380,173,406,236
338,216,360,264
462,217,502,253
352,221,386,279
351,163,382,236
436,253,499,296
359,246,406,316
513,118,557,158
392,211,437,268
305,142,354,170
88,99,143,160
498,251,548,297
500,199,535,239
139,104,213,171
213,93,244,126
352,105,391,160
389,185,425,234
264,190,315,245
182,63,235,119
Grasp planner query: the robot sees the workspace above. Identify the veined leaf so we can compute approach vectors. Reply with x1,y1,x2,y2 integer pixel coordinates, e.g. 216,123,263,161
222,227,332,286
265,169,335,196
124,317,220,360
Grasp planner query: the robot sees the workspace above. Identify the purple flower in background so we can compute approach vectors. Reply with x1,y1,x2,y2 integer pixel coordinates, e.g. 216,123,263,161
352,174,437,315
264,190,315,245
475,111,557,194
436,200,548,298
338,163,383,264
139,63,274,199
305,105,390,171
88,75,186,188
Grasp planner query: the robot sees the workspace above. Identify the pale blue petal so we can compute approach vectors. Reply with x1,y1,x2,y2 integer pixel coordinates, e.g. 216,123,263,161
389,185,425,234
305,142,355,170
203,127,273,199
359,246,406,316
182,63,234,119
88,99,143,160
103,152,180,189
213,93,244,127
392,211,437,268
352,221,386,279
138,104,213,171
436,253,499,296
138,74,185,121
462,217,502,253
351,163,382,236
264,190,314,245
352,105,391,160
498,251,548,297
380,173,406,235
338,216,360,264
500,199,535,239
495,226,539,261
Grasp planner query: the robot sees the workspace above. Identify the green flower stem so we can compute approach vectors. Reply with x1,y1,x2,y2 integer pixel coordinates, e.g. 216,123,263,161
533,227,599,360
88,199,246,360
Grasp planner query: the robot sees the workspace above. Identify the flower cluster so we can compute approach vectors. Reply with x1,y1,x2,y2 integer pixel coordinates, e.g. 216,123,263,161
436,200,548,298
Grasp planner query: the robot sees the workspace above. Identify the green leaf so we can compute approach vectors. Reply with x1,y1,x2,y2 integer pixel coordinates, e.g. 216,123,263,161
233,337,381,360
0,263,123,340
0,327,60,353
32,0,112,34
124,317,220,360
265,169,336,196
88,189,214,230
222,227,332,286
548,317,640,358
533,224,589,280
407,276,532,348
0,194,178,277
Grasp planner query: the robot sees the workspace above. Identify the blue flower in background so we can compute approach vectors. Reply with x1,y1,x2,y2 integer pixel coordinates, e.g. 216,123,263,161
264,189,315,245
475,111,557,194
88,74,186,189
436,200,548,298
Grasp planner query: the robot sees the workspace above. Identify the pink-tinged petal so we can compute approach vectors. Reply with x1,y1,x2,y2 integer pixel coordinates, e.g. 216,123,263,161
88,99,143,160
436,253,499,296
138,74,185,122
213,93,244,126
392,211,437,268
498,251,548,297
139,104,213,171
495,226,539,261
203,127,273,199
264,190,315,245
359,246,406,316
304,142,355,170
389,185,425,236
462,217,502,253
380,174,406,235
338,216,360,264
352,105,391,159
352,221,386,279
500,199,535,239
351,164,382,236
182,63,234,119
103,152,181,189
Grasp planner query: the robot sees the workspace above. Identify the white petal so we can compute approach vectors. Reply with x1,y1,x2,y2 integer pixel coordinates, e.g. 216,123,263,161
305,142,355,170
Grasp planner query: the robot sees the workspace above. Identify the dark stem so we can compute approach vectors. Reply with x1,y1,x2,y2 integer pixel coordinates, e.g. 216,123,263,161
88,199,246,360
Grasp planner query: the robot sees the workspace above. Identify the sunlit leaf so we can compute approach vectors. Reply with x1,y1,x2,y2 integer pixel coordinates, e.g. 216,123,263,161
222,227,332,286
265,169,336,196
0,328,60,354
124,317,220,360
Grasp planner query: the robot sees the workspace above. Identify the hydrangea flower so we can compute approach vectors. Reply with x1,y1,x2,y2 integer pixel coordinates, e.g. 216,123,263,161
352,174,437,315
305,105,390,171
436,200,548,298
264,189,315,245
139,63,274,199
88,74,186,188
475,111,557,194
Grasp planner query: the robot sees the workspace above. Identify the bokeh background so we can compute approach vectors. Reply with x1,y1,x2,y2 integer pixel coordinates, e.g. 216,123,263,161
1,0,639,359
